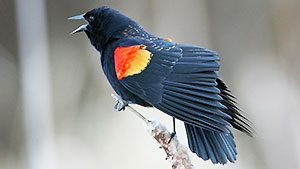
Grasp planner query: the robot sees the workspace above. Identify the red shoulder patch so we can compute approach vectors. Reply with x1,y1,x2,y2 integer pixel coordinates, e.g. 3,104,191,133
114,45,152,80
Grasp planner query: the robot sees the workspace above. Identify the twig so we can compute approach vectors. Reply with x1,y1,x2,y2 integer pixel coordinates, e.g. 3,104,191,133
127,105,151,123
111,94,150,123
111,94,194,169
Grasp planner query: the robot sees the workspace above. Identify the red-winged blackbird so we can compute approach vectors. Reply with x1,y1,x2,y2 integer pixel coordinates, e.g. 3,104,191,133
69,6,253,164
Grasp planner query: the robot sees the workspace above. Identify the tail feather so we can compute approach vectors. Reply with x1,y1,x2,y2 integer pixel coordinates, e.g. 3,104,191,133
185,123,237,164
184,79,253,164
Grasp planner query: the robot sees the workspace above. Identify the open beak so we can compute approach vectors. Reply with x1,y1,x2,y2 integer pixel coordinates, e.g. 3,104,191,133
68,13,87,34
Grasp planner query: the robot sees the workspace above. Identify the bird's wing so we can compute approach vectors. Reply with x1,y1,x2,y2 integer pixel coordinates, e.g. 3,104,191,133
114,38,181,102
114,38,231,133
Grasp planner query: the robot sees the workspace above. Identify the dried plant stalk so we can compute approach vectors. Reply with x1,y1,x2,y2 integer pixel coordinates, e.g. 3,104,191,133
147,121,194,169
112,93,194,169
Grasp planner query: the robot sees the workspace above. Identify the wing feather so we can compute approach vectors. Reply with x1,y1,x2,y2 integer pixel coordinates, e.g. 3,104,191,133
115,39,252,136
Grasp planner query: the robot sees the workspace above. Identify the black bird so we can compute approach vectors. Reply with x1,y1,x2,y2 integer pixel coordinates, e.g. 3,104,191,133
69,6,253,164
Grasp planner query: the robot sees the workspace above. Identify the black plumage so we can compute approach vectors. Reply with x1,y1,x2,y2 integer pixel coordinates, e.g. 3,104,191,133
70,6,253,164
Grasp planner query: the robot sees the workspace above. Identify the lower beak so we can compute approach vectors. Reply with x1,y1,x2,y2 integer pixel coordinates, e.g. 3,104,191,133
68,13,87,34
70,24,88,34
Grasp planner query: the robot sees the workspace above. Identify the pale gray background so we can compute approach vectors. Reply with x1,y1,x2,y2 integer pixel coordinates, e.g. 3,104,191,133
0,0,300,169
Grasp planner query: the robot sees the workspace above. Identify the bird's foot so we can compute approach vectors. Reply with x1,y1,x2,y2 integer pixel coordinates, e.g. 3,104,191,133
112,94,128,111
168,132,176,144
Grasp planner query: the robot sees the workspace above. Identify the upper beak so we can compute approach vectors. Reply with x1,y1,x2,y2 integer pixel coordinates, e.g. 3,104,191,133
68,13,85,20
68,13,87,34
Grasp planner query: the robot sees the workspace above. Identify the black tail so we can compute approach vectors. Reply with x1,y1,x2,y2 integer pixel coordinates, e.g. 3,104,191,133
184,79,253,164
185,123,237,164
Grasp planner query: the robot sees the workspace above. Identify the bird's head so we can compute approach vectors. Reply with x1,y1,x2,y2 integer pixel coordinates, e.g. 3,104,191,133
69,6,138,52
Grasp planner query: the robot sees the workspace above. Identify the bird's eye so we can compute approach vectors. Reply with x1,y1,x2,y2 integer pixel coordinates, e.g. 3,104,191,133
87,15,94,23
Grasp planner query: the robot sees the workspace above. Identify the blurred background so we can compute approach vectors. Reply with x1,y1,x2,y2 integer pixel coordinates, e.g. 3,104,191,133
1,0,300,169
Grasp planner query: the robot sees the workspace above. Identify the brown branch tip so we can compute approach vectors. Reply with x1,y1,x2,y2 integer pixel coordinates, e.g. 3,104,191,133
146,121,194,169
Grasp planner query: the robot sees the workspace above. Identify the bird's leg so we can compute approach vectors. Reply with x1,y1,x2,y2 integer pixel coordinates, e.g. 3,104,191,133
112,94,128,111
168,117,177,144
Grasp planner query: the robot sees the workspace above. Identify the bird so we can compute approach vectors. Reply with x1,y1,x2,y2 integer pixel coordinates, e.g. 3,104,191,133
69,6,253,164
